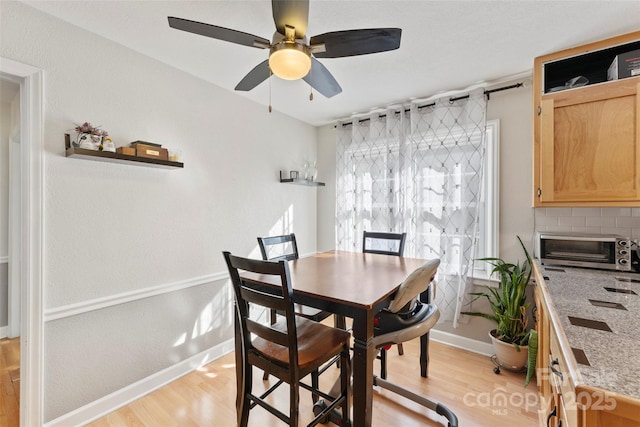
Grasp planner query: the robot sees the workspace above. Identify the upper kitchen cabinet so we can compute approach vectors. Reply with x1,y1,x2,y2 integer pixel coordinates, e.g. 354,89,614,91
533,31,640,206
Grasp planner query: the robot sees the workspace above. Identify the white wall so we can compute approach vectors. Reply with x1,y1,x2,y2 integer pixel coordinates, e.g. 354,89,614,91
1,2,321,422
317,80,536,343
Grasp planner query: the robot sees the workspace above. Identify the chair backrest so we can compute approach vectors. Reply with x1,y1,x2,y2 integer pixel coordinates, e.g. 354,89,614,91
258,233,299,261
362,231,407,256
388,258,440,313
222,251,299,375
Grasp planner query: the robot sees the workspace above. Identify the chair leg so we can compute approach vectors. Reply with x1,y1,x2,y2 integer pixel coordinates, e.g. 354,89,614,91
313,346,352,426
289,382,299,427
380,348,387,380
397,343,404,356
420,332,430,378
311,370,320,403
262,370,270,381
334,315,346,330
239,363,252,427
333,316,347,369
340,346,351,425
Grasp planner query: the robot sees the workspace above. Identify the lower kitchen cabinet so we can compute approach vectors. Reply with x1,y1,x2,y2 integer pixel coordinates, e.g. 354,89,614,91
533,262,640,427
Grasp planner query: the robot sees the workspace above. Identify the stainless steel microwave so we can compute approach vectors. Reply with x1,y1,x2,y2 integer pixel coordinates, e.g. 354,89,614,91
536,232,634,272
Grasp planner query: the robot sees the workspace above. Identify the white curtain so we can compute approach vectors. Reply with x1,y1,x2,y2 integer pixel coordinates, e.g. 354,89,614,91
336,89,487,326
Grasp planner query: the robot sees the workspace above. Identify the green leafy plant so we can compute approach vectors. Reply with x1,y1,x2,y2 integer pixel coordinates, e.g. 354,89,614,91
462,235,538,387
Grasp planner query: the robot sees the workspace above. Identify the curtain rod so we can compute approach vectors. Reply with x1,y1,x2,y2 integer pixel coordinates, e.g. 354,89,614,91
336,82,523,127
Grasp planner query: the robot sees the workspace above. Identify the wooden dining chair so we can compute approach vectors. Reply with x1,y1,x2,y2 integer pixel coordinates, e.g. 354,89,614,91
362,231,407,256
223,251,351,427
362,230,408,356
257,234,333,325
258,234,345,381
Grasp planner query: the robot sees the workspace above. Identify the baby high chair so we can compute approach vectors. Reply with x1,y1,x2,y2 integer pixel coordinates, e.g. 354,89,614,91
314,259,458,427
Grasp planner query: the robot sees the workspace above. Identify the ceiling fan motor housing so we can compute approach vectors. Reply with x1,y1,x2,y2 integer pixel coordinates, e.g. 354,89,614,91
269,40,311,80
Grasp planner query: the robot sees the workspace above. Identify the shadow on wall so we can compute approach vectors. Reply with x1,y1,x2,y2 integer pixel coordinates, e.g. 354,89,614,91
170,204,296,354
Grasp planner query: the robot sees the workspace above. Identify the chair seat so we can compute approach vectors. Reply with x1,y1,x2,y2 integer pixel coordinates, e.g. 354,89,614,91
373,303,439,349
253,317,351,373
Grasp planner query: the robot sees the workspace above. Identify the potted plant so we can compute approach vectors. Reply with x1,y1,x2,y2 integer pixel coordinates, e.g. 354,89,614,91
462,235,538,386
74,122,109,150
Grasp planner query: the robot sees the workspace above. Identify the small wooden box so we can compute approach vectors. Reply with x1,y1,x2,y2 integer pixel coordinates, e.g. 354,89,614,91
116,146,136,156
131,142,168,160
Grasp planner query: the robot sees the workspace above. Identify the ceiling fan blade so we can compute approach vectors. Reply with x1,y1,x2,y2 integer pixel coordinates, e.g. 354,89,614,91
272,0,309,39
168,17,270,49
302,58,342,98
235,60,271,91
310,28,402,58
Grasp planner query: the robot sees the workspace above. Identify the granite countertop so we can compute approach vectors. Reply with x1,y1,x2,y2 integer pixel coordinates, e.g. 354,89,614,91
537,261,640,399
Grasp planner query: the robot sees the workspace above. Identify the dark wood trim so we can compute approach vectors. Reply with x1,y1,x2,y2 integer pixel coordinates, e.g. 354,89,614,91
65,147,184,169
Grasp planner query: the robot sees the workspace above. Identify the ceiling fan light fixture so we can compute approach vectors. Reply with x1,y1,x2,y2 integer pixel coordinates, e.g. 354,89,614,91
269,42,311,80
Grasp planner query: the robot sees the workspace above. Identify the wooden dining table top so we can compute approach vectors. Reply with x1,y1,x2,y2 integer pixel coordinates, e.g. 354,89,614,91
240,250,429,309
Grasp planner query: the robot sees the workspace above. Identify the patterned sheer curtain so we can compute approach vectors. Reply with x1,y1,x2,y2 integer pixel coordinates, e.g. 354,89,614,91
336,89,487,326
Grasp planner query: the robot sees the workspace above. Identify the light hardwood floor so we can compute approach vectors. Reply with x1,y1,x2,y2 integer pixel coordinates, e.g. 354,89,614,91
0,337,20,427
89,338,539,426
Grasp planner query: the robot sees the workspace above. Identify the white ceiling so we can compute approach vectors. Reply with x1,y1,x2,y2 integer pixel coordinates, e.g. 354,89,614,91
23,0,640,126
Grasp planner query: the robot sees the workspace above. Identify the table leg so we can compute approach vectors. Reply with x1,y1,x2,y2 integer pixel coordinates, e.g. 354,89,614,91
420,332,429,378
351,310,374,427
420,287,432,378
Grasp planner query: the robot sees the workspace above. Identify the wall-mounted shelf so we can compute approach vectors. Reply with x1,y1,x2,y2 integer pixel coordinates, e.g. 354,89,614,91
279,170,324,186
66,147,184,169
280,177,325,186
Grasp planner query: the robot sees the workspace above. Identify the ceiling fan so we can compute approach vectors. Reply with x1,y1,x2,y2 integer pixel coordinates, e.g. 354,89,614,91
168,0,401,98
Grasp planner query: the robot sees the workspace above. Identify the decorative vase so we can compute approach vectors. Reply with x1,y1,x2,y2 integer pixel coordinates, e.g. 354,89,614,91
77,133,102,150
489,330,528,370
309,161,318,181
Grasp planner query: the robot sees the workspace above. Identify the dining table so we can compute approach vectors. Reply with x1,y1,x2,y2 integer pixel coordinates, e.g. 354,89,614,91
237,250,431,427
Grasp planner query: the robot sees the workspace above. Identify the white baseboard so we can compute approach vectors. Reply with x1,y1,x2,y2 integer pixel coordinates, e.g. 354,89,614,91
0,326,8,339
430,329,493,356
45,338,235,427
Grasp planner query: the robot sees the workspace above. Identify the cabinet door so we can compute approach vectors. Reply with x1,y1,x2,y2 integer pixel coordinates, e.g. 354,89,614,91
539,81,640,204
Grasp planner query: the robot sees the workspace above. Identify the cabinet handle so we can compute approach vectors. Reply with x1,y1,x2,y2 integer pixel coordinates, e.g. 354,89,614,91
550,358,563,381
547,405,557,427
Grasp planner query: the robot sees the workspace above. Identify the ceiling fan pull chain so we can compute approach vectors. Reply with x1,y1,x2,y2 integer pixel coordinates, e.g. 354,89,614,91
309,64,313,101
269,69,273,113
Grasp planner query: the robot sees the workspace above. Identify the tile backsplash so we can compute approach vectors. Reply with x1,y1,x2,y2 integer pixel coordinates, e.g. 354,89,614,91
534,208,640,240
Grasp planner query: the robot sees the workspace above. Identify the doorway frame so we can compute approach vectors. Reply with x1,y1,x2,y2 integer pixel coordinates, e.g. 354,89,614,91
1,57,44,426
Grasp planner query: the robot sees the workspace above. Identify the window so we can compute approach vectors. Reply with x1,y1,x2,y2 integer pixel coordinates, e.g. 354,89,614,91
475,119,499,279
408,119,499,279
336,91,492,323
